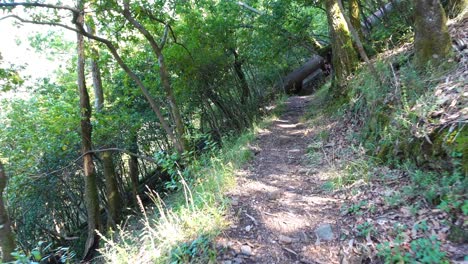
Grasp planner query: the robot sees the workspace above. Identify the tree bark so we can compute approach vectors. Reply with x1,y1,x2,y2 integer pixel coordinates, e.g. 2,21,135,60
86,20,104,112
338,0,381,83
283,55,325,94
414,0,453,68
349,0,363,40
128,136,140,206
76,2,100,260
325,0,359,97
102,151,121,228
0,162,15,263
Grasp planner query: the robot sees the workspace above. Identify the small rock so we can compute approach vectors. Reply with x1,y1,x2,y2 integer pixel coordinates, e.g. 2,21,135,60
278,234,293,244
315,224,334,241
245,225,252,232
233,257,243,264
300,231,310,242
222,261,232,264
240,245,252,256
231,198,239,206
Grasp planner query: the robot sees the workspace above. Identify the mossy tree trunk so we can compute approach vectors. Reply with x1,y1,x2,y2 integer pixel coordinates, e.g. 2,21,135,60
0,162,15,263
414,0,453,68
76,2,101,260
325,0,359,97
349,0,363,40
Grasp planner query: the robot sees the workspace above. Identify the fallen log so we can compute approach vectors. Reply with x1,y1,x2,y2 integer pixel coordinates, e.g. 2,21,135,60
283,55,326,94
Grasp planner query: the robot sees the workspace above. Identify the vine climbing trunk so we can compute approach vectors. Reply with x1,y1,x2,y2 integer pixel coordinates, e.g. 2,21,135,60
325,0,359,97
76,2,100,260
0,162,15,263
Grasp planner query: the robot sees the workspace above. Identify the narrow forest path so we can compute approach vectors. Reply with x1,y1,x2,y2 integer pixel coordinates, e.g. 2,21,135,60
216,95,345,264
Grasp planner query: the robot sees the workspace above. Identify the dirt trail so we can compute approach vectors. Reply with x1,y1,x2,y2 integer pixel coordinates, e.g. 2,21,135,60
217,96,344,264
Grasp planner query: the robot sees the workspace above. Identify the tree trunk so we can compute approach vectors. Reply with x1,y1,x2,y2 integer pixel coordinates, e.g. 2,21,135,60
230,48,250,104
338,0,381,83
0,162,15,263
157,52,188,153
283,55,325,94
102,151,121,228
325,0,359,97
86,20,104,112
349,0,363,40
414,0,453,68
86,19,121,230
76,3,100,260
128,137,139,206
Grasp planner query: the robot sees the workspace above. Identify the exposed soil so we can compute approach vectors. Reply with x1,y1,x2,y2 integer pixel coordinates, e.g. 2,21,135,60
216,95,345,264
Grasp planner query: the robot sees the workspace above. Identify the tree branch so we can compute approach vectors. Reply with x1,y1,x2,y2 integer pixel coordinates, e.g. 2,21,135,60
84,148,157,163
0,2,79,13
160,24,169,50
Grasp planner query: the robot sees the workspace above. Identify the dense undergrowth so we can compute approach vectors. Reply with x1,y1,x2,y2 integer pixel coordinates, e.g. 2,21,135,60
95,97,286,263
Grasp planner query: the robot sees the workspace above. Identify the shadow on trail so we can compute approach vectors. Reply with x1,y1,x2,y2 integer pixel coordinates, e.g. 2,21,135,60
217,96,345,264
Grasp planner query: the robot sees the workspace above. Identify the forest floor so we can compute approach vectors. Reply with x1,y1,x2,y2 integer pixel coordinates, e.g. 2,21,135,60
214,93,467,263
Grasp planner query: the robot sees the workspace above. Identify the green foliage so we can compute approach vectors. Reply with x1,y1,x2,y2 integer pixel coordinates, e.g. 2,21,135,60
377,236,448,264
10,241,75,264
368,1,414,52
356,222,376,238
170,235,215,264
341,201,367,216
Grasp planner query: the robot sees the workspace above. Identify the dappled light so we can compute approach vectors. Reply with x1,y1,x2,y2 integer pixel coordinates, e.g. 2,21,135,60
0,0,466,263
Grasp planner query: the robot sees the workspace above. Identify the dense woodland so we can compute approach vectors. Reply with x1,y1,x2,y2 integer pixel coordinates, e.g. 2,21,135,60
0,0,466,263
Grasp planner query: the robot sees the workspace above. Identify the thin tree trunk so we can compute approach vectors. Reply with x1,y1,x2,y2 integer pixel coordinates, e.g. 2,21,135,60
102,151,121,228
76,3,100,260
0,162,15,263
128,136,139,205
86,20,104,112
230,48,250,104
349,0,363,40
122,1,187,153
338,0,381,83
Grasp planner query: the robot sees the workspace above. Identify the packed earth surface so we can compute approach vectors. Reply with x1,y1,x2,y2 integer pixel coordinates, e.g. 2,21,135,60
217,95,344,263
215,95,467,264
